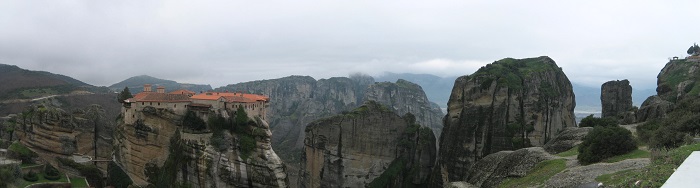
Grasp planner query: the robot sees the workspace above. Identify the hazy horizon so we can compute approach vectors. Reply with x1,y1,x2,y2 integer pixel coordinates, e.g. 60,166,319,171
3,1,698,90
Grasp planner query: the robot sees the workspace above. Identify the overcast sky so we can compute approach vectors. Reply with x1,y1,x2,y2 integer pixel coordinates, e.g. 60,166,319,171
1,1,698,89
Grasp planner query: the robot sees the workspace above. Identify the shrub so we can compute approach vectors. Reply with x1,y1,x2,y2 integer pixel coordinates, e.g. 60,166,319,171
636,120,661,144
239,134,256,160
182,111,206,131
579,115,617,127
578,126,637,164
23,171,38,182
43,164,61,180
8,142,37,164
108,161,133,188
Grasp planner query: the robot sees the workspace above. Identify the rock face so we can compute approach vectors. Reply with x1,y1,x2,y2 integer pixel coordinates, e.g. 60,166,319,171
300,101,436,188
13,102,114,169
114,105,288,187
432,56,576,187
656,59,700,102
461,147,557,187
601,80,634,122
636,59,700,122
365,79,445,138
217,75,444,163
636,95,674,122
543,127,592,154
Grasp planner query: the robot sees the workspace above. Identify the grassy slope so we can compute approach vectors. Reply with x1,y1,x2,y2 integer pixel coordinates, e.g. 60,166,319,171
596,143,700,187
499,159,567,188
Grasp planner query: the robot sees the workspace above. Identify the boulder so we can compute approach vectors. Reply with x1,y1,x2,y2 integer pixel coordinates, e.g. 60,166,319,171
543,127,593,154
636,95,674,122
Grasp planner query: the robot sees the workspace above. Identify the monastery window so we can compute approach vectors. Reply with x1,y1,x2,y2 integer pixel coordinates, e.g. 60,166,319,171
174,104,177,108
158,102,161,106
142,102,144,105
150,102,152,105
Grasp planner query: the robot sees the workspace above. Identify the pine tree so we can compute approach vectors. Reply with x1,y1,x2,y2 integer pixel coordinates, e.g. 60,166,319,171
117,87,133,103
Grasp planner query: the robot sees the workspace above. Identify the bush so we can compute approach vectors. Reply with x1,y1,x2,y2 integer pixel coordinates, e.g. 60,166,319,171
182,111,206,131
108,161,133,188
578,126,637,164
636,120,661,144
23,171,38,182
43,164,61,180
579,115,617,127
8,142,37,164
239,134,256,160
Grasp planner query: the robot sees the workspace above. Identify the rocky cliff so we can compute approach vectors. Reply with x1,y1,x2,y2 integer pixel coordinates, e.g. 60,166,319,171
300,101,436,188
637,58,700,122
432,56,576,187
601,80,635,124
114,106,288,187
217,75,444,164
364,79,444,139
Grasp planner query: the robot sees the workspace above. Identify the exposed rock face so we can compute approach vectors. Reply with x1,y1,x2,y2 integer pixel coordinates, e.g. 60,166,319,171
114,106,288,187
601,80,634,121
636,95,674,122
365,79,445,138
656,59,700,102
218,75,444,164
300,101,436,188
462,147,557,187
432,56,576,187
14,103,113,170
543,127,592,154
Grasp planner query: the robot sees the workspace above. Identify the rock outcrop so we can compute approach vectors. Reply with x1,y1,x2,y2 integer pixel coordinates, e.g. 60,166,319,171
217,75,444,164
636,95,674,122
114,105,288,187
432,56,576,187
656,59,700,102
13,103,114,169
543,127,592,154
637,58,700,122
601,80,635,124
462,147,557,187
364,79,444,139
300,101,436,188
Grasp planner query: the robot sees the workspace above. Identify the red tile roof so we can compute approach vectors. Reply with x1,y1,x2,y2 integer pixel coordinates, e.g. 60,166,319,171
126,92,191,102
168,89,196,95
190,92,269,103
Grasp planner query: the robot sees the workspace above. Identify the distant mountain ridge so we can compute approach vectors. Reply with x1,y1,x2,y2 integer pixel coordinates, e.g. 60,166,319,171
0,64,108,100
109,75,212,93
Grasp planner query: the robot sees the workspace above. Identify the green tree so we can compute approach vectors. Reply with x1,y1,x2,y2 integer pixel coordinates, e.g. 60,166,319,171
183,111,206,131
117,87,133,103
85,104,105,165
688,43,700,56
578,114,617,127
578,126,637,164
233,106,249,133
0,166,17,187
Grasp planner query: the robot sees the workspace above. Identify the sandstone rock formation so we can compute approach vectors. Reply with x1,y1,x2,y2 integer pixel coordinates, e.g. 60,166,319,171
114,105,288,187
218,75,444,163
365,79,444,139
432,56,576,187
636,58,700,122
543,127,592,154
14,103,113,168
636,95,674,122
656,59,700,102
601,80,634,124
300,101,436,188
462,147,557,187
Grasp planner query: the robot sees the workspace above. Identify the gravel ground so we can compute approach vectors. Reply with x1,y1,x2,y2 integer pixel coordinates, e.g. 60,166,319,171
544,158,650,188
